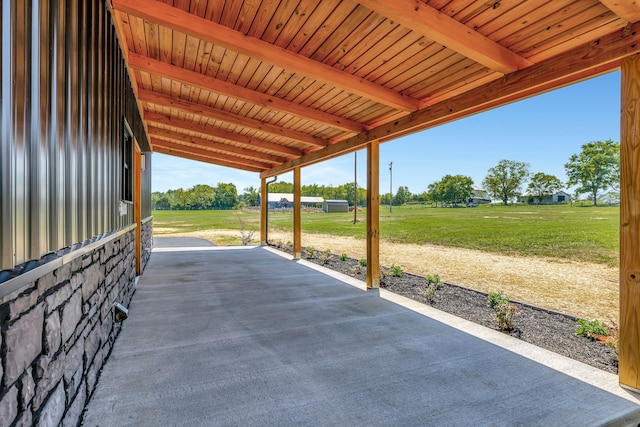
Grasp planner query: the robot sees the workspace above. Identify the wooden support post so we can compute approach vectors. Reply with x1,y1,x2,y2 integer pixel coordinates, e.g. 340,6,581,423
367,141,380,288
260,177,268,245
293,167,302,259
134,142,142,275
620,54,640,391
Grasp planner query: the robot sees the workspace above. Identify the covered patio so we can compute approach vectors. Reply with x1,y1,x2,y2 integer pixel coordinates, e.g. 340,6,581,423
83,238,640,425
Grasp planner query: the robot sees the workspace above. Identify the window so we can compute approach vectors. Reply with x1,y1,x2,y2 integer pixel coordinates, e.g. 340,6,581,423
557,195,565,202
122,119,133,202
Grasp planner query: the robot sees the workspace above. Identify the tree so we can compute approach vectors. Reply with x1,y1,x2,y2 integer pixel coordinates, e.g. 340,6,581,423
439,175,474,206
190,184,216,209
426,181,443,207
213,183,239,209
482,160,530,205
393,186,412,206
526,173,562,205
564,140,620,206
241,186,259,207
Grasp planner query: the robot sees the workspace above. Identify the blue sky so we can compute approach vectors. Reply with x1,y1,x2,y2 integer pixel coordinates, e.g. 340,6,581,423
152,71,620,195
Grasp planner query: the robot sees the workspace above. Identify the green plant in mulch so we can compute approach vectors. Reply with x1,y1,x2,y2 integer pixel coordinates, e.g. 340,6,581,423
577,318,619,360
421,274,444,304
304,246,315,259
488,291,518,331
358,258,367,267
319,249,333,265
388,264,403,277
339,253,348,261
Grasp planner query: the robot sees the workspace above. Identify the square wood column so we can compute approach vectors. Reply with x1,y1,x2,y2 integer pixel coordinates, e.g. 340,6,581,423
620,54,640,391
367,142,380,288
260,177,268,245
293,167,302,259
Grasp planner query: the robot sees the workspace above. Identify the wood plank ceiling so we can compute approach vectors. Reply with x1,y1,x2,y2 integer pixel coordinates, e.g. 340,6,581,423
108,0,640,177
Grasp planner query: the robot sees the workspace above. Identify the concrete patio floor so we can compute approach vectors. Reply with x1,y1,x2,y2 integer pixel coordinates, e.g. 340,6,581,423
82,237,640,426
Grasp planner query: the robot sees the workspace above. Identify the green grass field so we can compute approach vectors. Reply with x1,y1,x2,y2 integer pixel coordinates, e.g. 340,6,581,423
153,204,619,265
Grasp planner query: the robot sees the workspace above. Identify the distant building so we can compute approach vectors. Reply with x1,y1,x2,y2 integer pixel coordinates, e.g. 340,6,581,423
258,193,324,208
323,200,350,213
519,190,571,204
598,192,620,205
469,187,492,205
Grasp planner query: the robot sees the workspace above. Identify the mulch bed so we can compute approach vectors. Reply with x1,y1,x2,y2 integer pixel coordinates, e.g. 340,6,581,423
278,244,618,374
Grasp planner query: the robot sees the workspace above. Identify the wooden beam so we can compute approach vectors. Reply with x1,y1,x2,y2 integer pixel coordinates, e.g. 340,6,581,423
356,0,532,74
112,0,424,111
134,142,142,275
144,111,303,158
599,1,640,23
152,138,271,170
366,141,380,289
261,23,640,178
147,126,284,164
619,54,640,392
293,167,302,259
153,146,263,172
260,177,268,245
128,52,365,133
137,89,328,148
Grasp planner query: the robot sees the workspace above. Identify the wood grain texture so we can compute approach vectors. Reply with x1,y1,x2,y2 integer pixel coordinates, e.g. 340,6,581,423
293,167,302,259
366,141,380,289
619,54,640,391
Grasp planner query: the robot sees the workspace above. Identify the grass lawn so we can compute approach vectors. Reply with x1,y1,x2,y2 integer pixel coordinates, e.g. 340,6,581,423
152,204,619,266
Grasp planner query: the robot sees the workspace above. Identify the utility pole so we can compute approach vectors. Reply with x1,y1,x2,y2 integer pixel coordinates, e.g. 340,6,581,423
353,152,358,223
389,161,393,213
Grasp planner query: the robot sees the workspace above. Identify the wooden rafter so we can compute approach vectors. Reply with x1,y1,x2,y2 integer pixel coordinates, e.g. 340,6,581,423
599,0,640,23
112,0,425,111
137,89,328,148
152,139,271,170
153,145,262,172
356,0,533,74
148,127,284,164
128,52,365,133
144,111,303,158
262,22,640,178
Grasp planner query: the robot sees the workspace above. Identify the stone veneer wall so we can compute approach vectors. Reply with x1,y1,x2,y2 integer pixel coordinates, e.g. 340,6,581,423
0,229,137,426
141,219,153,271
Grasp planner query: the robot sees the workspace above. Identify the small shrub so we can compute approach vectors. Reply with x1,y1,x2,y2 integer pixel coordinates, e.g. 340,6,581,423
422,284,438,303
319,249,333,265
487,291,509,309
358,258,367,267
425,274,443,289
576,318,610,339
389,264,403,277
494,301,518,331
339,253,348,261
304,246,315,259
237,215,256,246
488,291,518,331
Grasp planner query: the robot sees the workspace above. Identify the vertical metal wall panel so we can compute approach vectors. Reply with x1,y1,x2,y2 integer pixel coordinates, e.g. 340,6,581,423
1,0,14,269
1,0,150,271
14,0,29,266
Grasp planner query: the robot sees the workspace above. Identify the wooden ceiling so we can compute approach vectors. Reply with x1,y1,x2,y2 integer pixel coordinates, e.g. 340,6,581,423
108,0,640,177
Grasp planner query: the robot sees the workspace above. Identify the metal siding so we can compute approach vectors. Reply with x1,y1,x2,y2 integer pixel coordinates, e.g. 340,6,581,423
1,0,150,271
1,0,14,268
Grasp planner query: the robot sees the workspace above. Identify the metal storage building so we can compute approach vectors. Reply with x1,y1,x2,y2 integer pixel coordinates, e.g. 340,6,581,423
323,200,350,213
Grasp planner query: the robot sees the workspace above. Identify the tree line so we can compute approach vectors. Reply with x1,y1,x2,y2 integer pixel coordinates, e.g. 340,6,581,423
153,140,620,210
152,183,240,210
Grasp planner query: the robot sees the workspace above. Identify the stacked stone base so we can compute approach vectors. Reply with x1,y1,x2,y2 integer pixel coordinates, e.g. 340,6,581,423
0,229,137,426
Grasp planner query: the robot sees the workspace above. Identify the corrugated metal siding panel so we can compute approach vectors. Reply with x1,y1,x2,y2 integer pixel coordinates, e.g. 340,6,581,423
0,0,150,271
